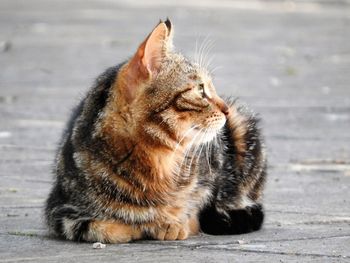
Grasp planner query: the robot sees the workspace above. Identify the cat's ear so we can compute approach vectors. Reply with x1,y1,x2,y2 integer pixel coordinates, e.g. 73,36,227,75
164,18,174,51
139,19,173,76
141,21,168,75
120,20,173,103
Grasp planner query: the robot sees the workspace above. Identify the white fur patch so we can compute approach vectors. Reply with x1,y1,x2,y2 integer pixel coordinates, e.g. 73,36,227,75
240,195,255,208
63,218,76,240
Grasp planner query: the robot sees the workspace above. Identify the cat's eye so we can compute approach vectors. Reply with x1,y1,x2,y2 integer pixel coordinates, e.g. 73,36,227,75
199,83,206,98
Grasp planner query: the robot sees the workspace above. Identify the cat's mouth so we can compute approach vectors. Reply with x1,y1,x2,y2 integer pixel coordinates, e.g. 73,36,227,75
186,116,226,145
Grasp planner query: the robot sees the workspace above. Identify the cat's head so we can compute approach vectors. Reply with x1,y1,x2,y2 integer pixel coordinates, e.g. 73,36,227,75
115,19,229,149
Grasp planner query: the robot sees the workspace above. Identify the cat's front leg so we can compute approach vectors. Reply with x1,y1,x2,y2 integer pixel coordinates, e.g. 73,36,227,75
155,222,189,240
85,220,143,243
151,213,200,240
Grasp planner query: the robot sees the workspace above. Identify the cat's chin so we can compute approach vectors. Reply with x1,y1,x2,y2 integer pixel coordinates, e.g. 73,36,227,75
197,130,218,144
190,121,226,145
200,118,226,144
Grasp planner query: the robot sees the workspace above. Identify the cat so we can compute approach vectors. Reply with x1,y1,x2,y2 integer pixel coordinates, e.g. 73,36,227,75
45,19,267,243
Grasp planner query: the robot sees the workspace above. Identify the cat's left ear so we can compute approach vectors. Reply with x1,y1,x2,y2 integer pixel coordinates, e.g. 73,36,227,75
141,18,173,76
119,19,173,103
164,18,174,51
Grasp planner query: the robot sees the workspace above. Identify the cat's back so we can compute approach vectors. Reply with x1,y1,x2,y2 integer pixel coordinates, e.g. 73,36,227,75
45,65,123,228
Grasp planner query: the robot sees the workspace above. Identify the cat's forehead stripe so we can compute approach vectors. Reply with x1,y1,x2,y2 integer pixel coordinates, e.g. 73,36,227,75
188,74,198,80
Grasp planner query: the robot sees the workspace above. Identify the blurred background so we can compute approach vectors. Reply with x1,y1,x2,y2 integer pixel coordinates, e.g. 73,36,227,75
0,0,349,261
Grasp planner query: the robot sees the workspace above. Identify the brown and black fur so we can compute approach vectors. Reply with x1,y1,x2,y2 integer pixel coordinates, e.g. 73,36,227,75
45,19,267,243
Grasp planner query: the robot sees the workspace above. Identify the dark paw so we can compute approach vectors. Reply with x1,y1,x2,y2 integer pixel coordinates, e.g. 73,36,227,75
226,204,264,234
199,204,264,235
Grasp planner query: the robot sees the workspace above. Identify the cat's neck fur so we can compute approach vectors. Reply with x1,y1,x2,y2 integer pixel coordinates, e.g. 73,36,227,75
97,92,186,188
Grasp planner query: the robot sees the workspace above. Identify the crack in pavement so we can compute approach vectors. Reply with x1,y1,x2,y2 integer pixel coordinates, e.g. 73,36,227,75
246,234,350,244
144,234,350,258
267,209,350,217
201,246,349,259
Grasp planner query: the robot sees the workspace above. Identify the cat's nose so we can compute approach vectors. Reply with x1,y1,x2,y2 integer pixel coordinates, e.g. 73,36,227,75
221,103,230,116
215,98,230,116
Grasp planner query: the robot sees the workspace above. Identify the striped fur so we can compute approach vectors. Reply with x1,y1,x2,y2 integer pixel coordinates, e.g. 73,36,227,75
45,19,266,243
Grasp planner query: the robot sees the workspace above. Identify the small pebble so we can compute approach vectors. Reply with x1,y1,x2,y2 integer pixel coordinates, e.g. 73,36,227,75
236,240,245,244
92,242,106,249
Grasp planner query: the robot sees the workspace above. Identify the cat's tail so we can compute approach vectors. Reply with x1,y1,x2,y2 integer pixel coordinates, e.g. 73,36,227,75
199,97,266,235
46,204,143,243
199,203,264,235
46,204,93,241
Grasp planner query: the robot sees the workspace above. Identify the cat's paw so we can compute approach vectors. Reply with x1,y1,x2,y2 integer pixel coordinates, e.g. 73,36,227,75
155,222,189,241
199,204,264,235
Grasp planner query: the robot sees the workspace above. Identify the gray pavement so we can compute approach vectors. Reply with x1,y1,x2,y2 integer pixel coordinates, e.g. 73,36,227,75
1,0,350,262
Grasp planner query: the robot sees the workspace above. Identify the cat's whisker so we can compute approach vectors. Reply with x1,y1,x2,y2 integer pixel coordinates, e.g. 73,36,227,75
182,137,198,170
189,128,211,174
204,131,213,176
198,129,212,175
203,46,215,71
186,128,206,178
214,132,220,152
177,127,204,179
219,128,226,150
198,35,212,71
197,36,206,68
195,136,207,174
209,65,222,76
172,124,200,156
194,31,204,66
194,36,199,66
205,54,217,74
182,141,201,179
172,125,201,176
175,134,196,175
208,139,212,163
199,37,214,73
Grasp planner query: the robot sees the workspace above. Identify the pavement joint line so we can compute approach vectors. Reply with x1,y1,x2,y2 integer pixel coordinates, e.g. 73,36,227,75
174,239,350,259
0,205,43,209
286,163,350,172
0,232,46,238
14,119,65,127
0,145,56,151
2,232,350,245
268,219,350,226
144,234,350,248
122,239,350,259
243,234,350,244
301,219,350,225
23,179,52,184
0,245,181,262
0,253,124,263
267,209,350,217
270,163,350,172
0,176,52,183
268,136,350,141
200,246,350,259
0,159,52,164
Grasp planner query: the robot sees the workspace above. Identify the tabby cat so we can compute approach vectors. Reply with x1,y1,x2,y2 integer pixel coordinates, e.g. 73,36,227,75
45,19,266,243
